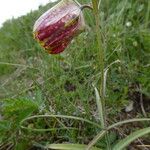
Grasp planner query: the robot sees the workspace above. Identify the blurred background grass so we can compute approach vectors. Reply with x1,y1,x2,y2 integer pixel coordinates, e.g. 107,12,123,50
0,0,150,149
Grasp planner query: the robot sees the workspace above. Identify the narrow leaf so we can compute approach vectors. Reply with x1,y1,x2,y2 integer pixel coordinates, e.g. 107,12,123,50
47,144,102,150
113,127,150,150
87,118,150,149
93,85,104,127
86,130,106,150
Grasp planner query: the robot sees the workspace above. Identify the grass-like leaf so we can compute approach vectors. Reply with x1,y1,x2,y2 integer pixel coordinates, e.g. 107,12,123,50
47,144,102,150
113,127,150,150
20,114,101,132
87,118,150,149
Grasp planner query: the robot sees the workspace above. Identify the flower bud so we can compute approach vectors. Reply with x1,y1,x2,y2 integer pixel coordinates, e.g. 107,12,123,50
33,0,85,54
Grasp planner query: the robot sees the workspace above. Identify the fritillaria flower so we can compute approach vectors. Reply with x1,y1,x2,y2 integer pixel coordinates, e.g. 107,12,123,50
33,0,85,54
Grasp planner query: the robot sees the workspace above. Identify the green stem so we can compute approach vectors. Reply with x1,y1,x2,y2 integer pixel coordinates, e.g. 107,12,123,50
92,0,105,132
92,0,111,149
145,0,150,28
81,4,93,11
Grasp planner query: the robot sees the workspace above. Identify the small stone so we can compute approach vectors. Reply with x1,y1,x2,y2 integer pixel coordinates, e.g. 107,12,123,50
125,101,134,112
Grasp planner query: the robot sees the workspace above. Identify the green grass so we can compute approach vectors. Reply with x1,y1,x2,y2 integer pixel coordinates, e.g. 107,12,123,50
0,0,150,149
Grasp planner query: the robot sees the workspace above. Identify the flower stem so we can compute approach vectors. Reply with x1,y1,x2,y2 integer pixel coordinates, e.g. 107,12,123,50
92,0,105,128
92,0,111,149
81,4,93,11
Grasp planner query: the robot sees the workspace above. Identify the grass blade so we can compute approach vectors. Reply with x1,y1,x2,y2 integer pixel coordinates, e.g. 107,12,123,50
20,114,101,132
47,144,102,150
87,118,150,149
93,85,105,127
86,130,106,150
113,127,150,150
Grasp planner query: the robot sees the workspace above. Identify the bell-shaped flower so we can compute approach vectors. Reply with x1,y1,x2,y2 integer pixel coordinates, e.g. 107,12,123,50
33,0,85,54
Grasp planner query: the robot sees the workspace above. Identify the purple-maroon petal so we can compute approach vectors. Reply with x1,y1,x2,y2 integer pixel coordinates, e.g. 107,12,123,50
33,0,85,54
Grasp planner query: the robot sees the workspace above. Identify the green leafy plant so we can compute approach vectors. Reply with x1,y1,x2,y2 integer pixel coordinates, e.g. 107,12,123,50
0,0,149,149
19,0,150,150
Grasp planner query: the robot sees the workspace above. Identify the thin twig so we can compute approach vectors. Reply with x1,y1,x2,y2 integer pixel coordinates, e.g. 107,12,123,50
137,145,150,148
0,62,37,69
139,84,147,117
103,60,121,96
136,140,149,150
